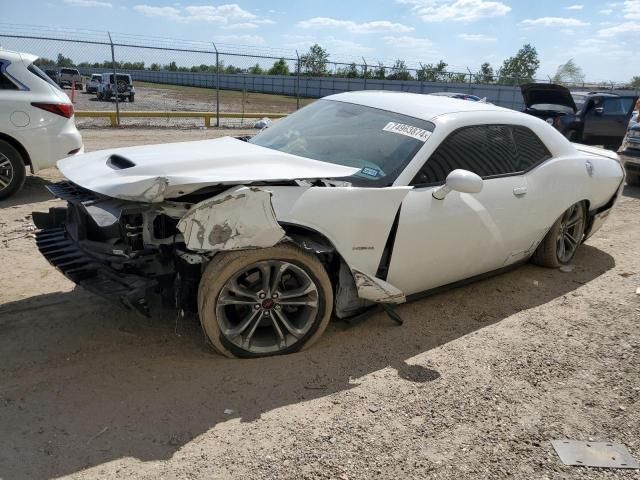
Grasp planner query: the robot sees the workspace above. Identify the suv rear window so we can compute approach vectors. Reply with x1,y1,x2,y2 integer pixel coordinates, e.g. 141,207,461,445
28,63,61,89
106,74,131,84
61,68,79,75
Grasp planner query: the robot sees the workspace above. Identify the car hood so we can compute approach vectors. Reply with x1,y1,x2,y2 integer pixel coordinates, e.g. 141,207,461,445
57,136,360,202
520,83,577,112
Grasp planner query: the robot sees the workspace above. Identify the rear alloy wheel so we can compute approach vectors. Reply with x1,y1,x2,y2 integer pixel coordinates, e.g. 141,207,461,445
198,244,333,358
0,140,26,200
532,201,586,267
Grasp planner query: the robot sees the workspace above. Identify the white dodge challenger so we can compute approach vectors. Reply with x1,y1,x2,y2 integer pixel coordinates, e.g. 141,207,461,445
34,91,625,358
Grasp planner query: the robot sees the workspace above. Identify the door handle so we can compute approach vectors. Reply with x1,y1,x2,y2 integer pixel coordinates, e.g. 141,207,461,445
513,186,527,196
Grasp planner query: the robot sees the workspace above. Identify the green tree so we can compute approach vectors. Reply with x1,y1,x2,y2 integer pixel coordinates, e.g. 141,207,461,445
34,57,56,68
387,60,412,81
474,62,494,83
417,60,448,82
248,63,264,75
150,63,161,71
373,62,386,80
630,76,640,88
268,58,290,76
300,44,329,76
498,44,540,85
167,61,178,72
552,59,585,85
336,62,360,78
56,53,74,67
224,64,242,74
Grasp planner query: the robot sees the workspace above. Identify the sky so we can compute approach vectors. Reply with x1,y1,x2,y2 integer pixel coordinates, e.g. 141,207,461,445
0,0,638,81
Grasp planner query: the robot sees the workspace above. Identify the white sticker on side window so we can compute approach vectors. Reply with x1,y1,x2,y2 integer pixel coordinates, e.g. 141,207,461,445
383,122,432,142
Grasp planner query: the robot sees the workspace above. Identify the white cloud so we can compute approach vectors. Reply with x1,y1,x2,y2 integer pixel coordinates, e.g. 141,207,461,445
565,4,583,9
520,17,590,27
282,35,373,56
64,0,112,7
600,8,613,14
457,33,496,41
212,34,265,45
133,4,271,27
297,17,414,34
623,0,640,19
133,5,180,18
383,35,434,49
398,0,511,23
223,22,259,30
598,21,640,36
184,4,256,22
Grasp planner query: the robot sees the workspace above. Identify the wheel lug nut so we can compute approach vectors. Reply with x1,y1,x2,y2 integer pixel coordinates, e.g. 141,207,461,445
258,293,266,299
272,293,279,299
275,304,281,310
263,311,270,316
254,304,260,310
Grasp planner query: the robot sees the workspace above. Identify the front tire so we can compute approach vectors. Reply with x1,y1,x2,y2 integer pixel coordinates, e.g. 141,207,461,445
0,140,26,200
532,202,586,268
198,244,333,358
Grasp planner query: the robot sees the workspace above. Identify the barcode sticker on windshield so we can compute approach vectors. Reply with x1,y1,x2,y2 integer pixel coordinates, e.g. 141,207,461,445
383,122,432,142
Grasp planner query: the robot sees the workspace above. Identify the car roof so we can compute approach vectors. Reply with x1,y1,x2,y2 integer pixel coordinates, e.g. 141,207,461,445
0,48,38,65
325,90,507,121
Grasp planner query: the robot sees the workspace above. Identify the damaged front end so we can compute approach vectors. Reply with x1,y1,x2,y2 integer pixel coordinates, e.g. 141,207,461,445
33,181,193,316
34,180,407,319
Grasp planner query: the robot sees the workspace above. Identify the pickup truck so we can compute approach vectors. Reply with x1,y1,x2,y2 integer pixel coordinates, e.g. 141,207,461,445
59,68,83,90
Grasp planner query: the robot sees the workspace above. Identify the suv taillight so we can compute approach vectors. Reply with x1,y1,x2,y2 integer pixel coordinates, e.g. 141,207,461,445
31,102,74,119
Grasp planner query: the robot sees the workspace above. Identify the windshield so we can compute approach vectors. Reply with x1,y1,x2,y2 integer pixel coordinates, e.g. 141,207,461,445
91,74,101,80
572,94,587,110
249,99,435,186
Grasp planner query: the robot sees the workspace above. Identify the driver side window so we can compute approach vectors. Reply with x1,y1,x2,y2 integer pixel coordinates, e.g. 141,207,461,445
411,124,550,186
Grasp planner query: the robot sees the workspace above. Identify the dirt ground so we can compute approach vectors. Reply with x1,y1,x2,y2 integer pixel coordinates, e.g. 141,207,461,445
1,128,639,480
67,83,314,128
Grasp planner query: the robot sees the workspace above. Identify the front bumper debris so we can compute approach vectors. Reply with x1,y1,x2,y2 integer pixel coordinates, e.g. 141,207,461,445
35,226,156,316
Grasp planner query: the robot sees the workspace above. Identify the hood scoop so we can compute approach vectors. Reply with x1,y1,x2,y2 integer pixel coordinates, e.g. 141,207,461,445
107,154,136,170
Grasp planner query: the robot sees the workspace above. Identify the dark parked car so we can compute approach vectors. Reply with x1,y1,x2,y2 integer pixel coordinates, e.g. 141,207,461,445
619,122,640,186
429,92,486,102
521,83,638,150
43,69,60,85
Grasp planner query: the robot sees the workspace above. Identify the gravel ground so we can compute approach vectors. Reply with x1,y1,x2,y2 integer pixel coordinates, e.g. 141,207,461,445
0,129,639,480
67,83,312,128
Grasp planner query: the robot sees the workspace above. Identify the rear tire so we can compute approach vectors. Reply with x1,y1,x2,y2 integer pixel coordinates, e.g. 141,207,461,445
198,244,333,358
129,93,135,103
627,173,640,186
0,140,27,200
532,201,586,268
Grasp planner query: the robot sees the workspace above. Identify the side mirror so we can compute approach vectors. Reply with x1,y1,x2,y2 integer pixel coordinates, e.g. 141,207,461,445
594,107,604,115
432,169,483,200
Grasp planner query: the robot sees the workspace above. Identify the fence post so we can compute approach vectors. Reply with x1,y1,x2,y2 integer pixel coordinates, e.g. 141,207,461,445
362,57,367,90
295,50,301,110
212,42,220,127
466,67,473,94
107,32,120,127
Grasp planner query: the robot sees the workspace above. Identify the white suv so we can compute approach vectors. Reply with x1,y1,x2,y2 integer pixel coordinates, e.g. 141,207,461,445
0,49,83,199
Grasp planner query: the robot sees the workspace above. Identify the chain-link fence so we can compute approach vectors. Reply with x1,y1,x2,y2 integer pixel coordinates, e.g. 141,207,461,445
1,24,638,128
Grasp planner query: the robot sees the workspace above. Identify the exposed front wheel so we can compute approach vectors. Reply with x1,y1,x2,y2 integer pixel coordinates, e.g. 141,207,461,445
532,202,586,267
197,244,333,358
0,140,26,200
